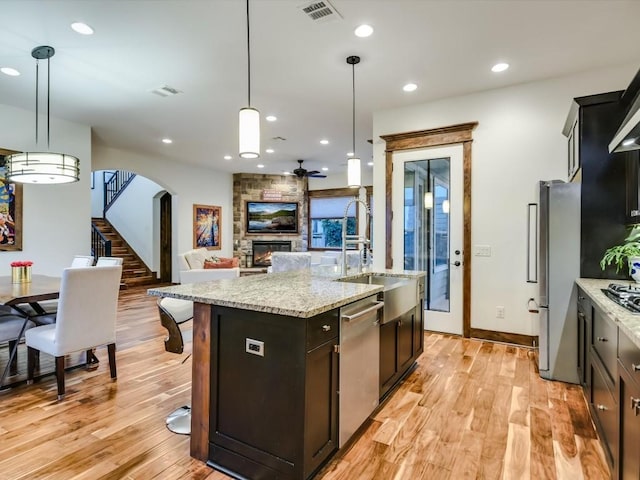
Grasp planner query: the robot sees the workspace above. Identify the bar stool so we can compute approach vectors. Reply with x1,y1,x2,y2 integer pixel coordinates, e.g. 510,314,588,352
157,297,193,434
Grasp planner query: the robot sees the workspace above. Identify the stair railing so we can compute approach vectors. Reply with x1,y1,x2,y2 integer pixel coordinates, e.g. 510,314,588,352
103,170,136,214
91,223,112,262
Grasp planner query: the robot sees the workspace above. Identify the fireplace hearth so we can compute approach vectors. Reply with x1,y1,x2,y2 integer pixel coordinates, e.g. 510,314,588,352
252,241,292,267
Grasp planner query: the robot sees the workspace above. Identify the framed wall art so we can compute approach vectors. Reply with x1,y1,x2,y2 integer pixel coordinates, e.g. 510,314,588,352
0,149,23,251
193,204,221,250
245,201,298,234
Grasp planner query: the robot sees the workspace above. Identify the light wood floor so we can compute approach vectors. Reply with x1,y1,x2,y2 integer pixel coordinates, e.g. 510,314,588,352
0,286,610,480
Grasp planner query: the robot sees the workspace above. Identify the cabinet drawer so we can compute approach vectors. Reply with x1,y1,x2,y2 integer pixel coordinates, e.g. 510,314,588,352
592,308,617,381
306,311,339,351
619,329,640,384
590,360,618,465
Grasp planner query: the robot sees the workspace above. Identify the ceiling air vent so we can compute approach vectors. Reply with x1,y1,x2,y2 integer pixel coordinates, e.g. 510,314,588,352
298,1,342,23
150,85,182,97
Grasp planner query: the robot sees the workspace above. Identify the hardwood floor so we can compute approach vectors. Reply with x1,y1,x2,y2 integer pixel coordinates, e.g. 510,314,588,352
0,287,610,479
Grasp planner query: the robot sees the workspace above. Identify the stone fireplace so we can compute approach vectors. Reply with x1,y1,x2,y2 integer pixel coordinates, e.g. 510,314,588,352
252,240,292,267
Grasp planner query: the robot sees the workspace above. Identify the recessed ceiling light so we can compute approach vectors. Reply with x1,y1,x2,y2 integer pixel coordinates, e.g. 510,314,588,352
403,83,417,92
320,139,329,145
283,171,291,175
266,115,277,122
257,164,265,169
224,155,232,160
491,62,509,73
623,139,636,147
0,67,20,76
367,161,374,166
161,138,173,144
321,167,329,171
265,148,274,153
71,22,94,35
347,152,354,157
354,24,373,38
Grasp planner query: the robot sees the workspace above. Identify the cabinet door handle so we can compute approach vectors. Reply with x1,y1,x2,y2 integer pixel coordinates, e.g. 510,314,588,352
578,296,585,301
321,325,332,332
597,337,608,342
578,312,585,319
597,404,607,411
632,363,640,372
631,397,640,416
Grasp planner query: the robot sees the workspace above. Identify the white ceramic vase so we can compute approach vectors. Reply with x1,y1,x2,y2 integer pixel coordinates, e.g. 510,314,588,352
629,256,640,283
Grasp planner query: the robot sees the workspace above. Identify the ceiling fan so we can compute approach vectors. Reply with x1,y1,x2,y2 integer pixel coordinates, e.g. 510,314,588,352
293,159,326,178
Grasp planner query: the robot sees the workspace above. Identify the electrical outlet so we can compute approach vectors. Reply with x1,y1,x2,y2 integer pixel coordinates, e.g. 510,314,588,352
496,306,505,318
474,245,491,257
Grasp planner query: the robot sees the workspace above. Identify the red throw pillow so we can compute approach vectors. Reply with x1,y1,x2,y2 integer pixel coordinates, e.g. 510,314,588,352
204,259,234,269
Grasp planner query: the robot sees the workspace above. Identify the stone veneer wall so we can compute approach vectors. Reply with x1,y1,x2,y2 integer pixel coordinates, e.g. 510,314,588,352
233,173,308,267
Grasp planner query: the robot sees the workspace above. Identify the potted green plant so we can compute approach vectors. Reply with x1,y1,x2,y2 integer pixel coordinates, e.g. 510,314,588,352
600,224,640,281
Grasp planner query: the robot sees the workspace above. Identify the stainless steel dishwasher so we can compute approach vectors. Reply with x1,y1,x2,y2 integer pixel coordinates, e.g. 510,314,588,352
339,295,383,447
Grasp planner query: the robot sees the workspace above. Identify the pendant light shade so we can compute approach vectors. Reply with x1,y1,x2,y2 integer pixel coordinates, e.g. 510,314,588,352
239,107,260,159
239,0,260,159
347,157,361,188
424,191,433,209
6,46,79,184
346,55,361,188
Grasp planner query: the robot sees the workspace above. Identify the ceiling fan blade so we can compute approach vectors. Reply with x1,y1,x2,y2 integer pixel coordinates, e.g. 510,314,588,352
308,173,327,178
306,170,321,176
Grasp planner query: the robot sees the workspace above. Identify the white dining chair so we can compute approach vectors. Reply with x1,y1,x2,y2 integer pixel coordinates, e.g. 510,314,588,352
71,255,95,267
25,265,122,400
0,312,35,382
269,252,312,273
96,257,123,266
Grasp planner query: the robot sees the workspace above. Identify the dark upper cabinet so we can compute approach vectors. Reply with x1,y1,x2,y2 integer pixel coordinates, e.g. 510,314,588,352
625,150,640,224
563,91,629,279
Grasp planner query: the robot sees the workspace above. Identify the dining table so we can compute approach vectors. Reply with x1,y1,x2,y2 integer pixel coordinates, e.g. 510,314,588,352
0,274,60,388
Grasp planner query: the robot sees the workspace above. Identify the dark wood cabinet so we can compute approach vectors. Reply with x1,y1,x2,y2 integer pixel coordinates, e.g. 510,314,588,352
625,151,640,224
563,92,628,279
577,287,591,389
379,281,424,400
578,284,640,479
208,306,339,480
618,358,640,480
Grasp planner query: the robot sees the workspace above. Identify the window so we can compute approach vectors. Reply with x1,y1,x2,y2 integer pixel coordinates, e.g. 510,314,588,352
308,188,373,250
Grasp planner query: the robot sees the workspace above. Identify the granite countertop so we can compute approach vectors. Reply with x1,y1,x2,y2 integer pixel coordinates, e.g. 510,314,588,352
148,269,425,319
576,278,640,349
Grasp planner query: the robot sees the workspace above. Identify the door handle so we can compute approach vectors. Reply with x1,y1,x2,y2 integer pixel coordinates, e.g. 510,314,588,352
451,261,461,267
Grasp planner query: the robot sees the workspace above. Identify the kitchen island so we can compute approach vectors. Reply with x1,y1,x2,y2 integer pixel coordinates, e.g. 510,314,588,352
148,269,425,480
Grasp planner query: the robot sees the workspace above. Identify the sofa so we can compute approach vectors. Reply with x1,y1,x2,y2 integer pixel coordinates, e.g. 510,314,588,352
178,248,240,283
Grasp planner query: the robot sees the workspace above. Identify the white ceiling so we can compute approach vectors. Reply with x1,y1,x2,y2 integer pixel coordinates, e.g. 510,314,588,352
1,0,639,179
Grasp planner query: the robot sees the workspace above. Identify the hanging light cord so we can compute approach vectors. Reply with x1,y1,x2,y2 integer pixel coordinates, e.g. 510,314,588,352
35,59,39,146
33,55,52,149
351,61,356,157
246,0,251,107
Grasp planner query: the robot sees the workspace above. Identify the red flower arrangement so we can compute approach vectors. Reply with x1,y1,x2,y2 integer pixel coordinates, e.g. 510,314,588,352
10,261,33,267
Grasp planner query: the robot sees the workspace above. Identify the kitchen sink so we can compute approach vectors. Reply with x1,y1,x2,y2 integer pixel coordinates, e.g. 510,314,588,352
337,274,418,324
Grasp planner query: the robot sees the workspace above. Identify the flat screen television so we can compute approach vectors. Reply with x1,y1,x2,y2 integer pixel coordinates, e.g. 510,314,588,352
246,201,299,234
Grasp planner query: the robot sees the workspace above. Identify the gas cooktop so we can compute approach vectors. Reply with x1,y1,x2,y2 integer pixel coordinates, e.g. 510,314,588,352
601,283,640,313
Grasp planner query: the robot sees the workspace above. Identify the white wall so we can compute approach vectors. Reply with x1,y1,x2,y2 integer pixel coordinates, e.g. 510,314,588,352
104,175,164,270
373,63,638,336
92,146,233,283
0,103,91,275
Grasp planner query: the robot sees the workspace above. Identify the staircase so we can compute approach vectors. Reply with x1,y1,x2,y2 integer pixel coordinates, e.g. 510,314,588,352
91,218,159,288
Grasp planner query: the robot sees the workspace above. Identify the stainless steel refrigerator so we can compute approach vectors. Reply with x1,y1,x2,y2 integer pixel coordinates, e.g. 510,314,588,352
536,180,580,384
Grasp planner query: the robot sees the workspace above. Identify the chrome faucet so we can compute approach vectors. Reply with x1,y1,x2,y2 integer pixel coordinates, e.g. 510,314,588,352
341,197,371,276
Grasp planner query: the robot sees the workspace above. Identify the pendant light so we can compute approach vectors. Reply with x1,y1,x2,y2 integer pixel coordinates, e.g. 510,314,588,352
239,0,260,159
5,46,79,184
346,55,361,188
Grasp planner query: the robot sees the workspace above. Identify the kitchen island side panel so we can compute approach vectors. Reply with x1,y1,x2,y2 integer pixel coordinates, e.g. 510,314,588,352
190,302,212,461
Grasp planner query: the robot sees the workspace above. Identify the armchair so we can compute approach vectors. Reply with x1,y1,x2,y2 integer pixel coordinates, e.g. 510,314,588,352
25,265,122,400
